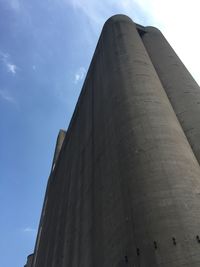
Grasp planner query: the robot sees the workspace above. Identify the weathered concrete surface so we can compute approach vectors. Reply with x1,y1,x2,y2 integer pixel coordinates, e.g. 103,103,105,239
32,129,66,267
24,254,34,267
32,15,200,267
142,27,200,164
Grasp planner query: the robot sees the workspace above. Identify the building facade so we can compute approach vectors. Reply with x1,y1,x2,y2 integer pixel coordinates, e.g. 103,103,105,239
26,15,200,266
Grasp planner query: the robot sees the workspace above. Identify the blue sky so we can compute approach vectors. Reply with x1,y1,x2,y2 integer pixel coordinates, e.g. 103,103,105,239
0,0,200,266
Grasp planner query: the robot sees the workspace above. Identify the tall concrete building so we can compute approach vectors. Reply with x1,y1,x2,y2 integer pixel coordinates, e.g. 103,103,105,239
26,15,200,266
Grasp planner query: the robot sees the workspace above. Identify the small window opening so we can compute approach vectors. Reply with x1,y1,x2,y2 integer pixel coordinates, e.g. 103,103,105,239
172,237,176,245
125,255,128,263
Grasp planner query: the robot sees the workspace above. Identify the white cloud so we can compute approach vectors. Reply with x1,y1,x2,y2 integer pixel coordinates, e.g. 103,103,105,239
0,89,17,105
74,67,86,84
0,51,18,75
7,63,17,74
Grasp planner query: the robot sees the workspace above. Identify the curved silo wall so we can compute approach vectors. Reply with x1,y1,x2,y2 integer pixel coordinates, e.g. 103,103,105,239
142,26,200,165
33,15,200,267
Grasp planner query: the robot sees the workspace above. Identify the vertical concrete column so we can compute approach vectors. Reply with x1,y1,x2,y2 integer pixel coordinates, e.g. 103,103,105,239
33,130,66,267
93,15,200,266
61,77,94,267
142,27,200,164
51,129,66,171
34,173,60,267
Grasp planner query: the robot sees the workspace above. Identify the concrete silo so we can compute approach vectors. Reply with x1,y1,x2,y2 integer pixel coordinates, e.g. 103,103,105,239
28,15,200,267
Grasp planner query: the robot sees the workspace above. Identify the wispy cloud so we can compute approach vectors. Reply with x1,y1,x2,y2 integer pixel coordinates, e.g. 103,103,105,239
22,227,36,233
65,0,200,85
0,89,16,104
21,227,37,239
0,51,9,61
6,0,21,11
0,51,18,75
74,67,86,84
68,0,107,25
66,0,149,27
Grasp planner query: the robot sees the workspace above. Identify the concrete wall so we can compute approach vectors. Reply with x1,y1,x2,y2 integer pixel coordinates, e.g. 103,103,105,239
142,27,200,164
32,130,66,267
51,129,66,171
32,15,200,267
24,254,34,267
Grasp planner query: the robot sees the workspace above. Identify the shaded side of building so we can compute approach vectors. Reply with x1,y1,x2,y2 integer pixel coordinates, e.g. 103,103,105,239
30,15,200,267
